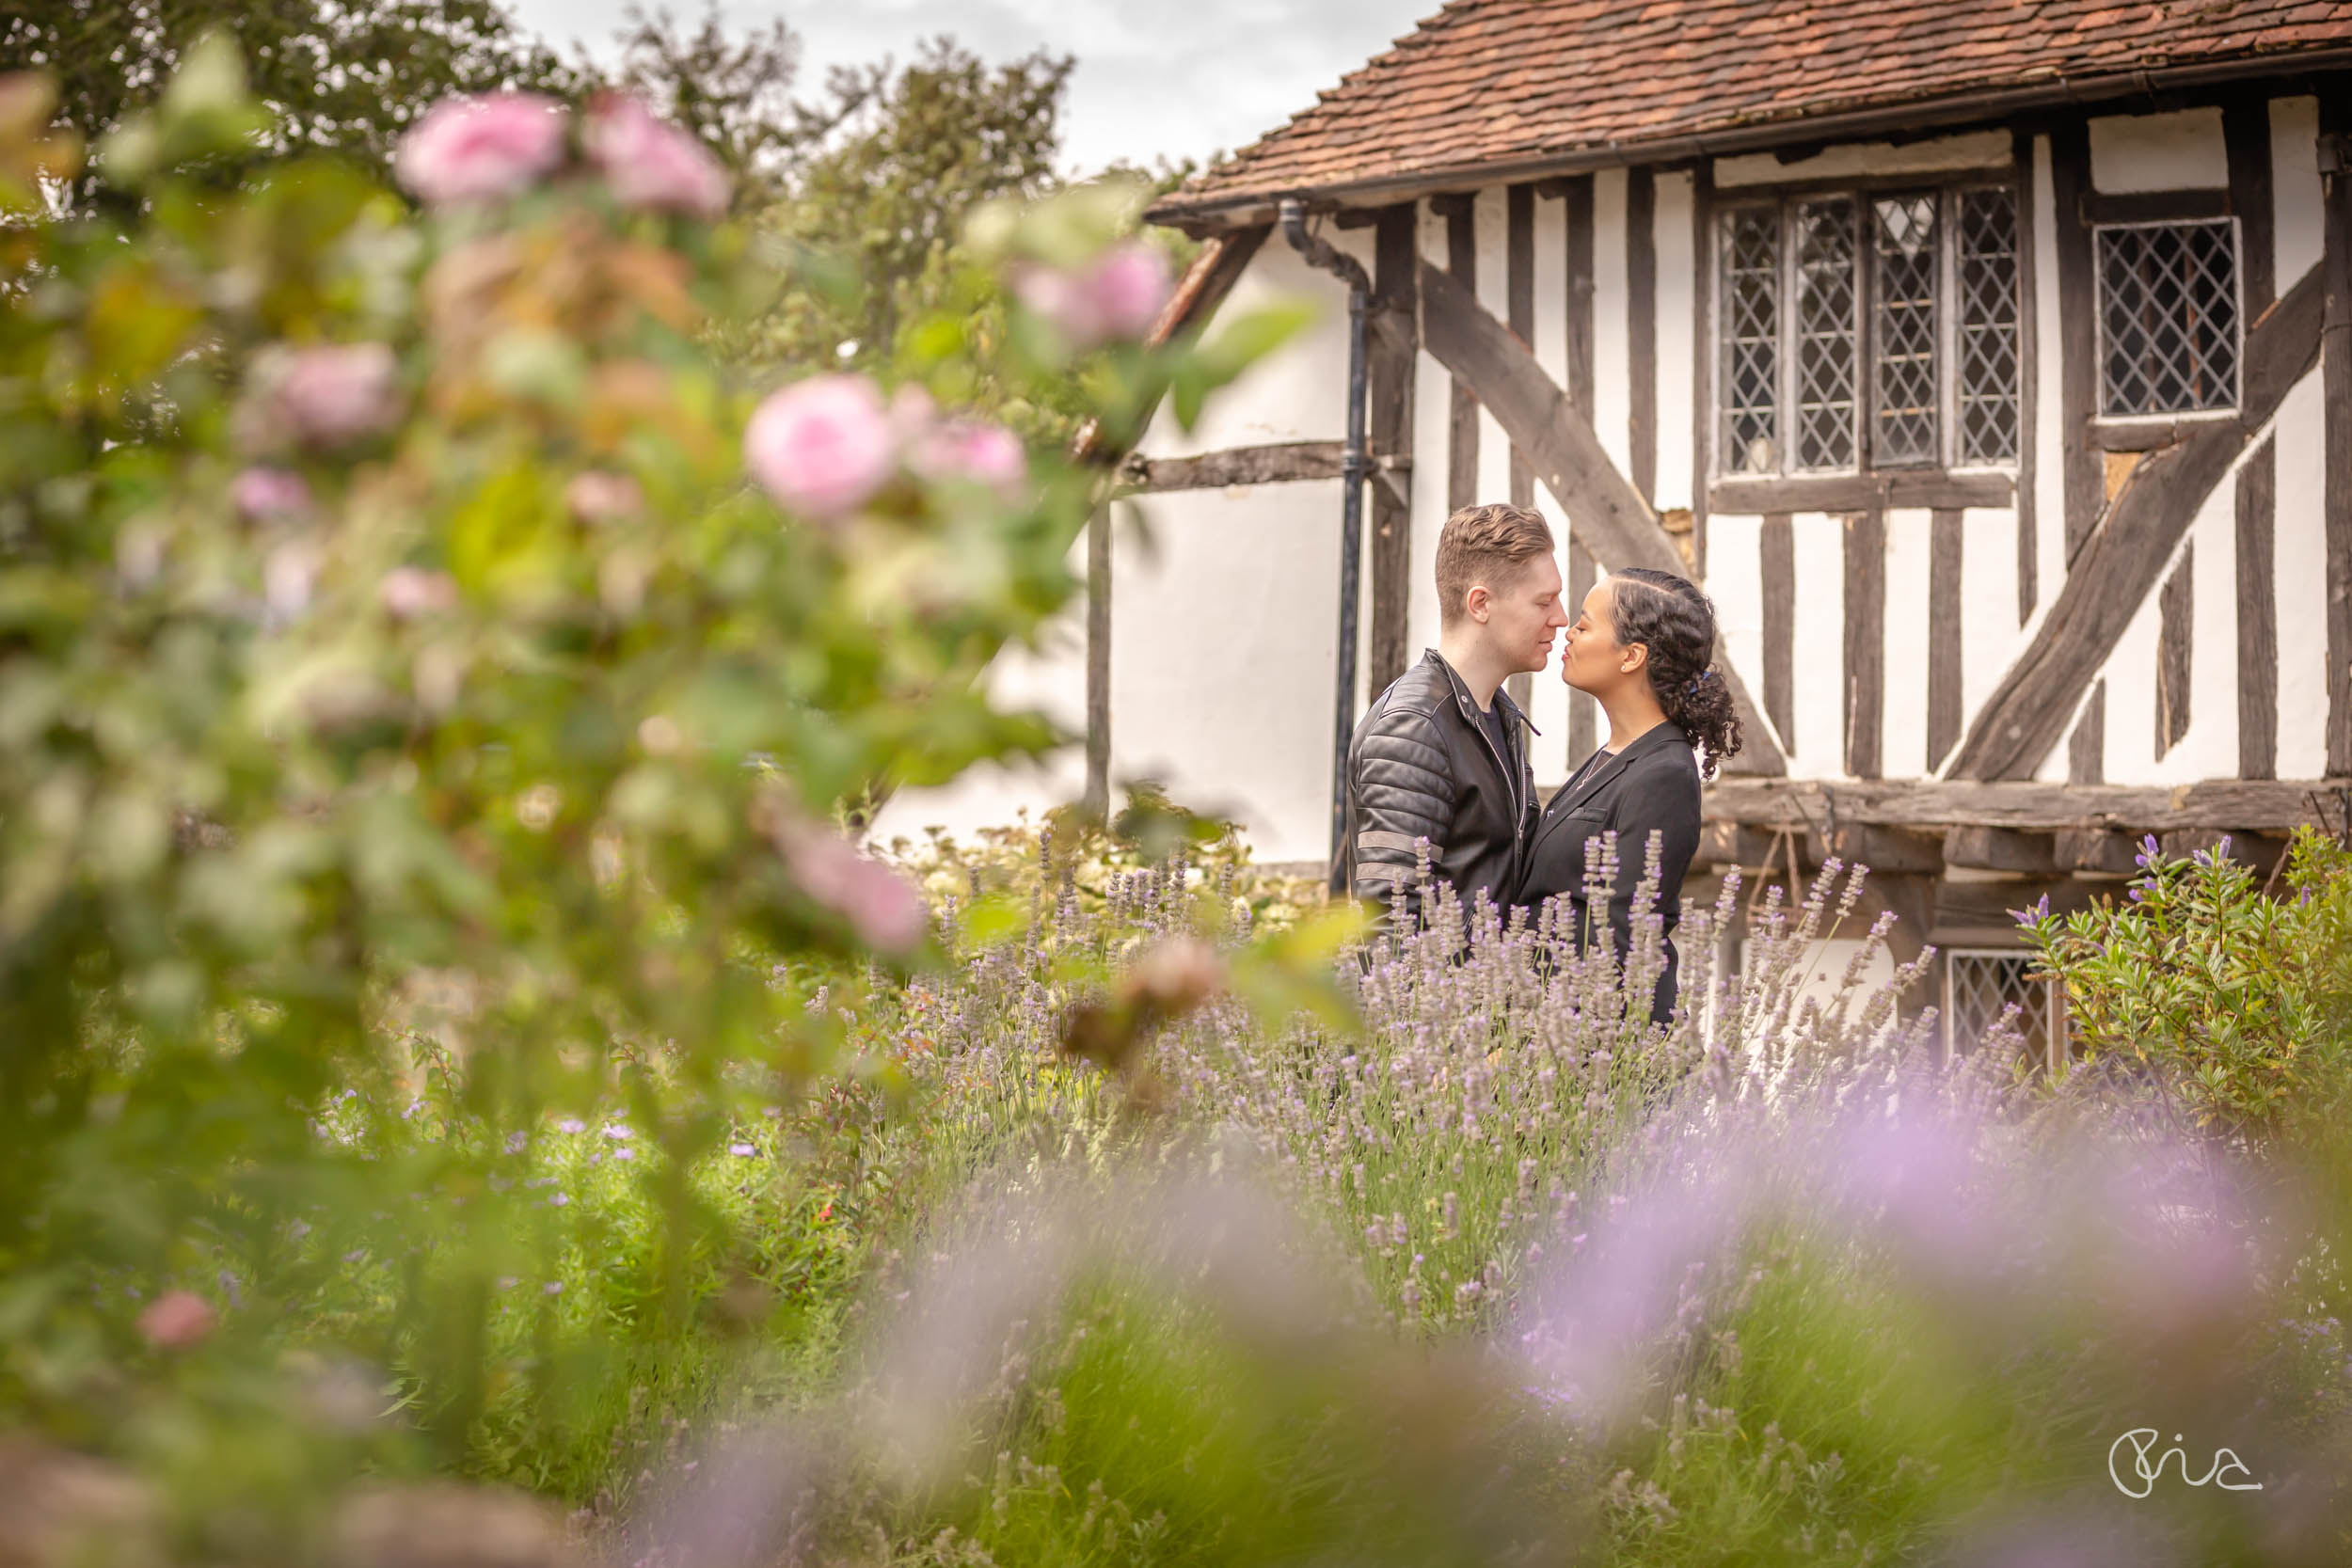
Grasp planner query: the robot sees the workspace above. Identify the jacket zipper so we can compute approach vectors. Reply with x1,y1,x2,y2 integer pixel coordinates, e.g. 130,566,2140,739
1466,698,1525,847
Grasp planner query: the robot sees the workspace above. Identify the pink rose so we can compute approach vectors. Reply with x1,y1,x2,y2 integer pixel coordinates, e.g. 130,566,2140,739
1087,242,1174,340
744,374,897,523
137,1290,215,1350
378,566,459,620
231,466,311,521
910,419,1027,499
777,823,929,954
243,343,402,452
564,470,645,522
1013,242,1174,349
584,95,730,218
394,93,568,207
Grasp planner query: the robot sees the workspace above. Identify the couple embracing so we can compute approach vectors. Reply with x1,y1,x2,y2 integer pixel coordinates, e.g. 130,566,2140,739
1343,503,1744,1024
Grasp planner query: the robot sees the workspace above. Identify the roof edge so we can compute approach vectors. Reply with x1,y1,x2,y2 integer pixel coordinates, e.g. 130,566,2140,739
1147,45,2352,232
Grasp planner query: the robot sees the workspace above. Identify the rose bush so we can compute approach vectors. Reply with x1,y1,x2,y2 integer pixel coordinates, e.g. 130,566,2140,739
0,36,1323,1544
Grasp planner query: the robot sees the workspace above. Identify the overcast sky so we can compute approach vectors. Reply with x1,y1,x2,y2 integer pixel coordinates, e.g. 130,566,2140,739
502,0,1437,176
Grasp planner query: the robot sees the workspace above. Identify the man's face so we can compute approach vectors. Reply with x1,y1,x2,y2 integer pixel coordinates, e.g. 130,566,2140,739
1470,553,1568,676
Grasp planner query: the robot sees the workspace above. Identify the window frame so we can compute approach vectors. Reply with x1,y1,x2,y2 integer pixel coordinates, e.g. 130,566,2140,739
1709,177,2025,484
2089,214,2245,425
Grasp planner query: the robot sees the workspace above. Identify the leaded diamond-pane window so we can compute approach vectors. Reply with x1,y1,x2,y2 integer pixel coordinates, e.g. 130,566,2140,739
1721,208,1782,474
1712,182,2022,480
1794,198,1858,470
1945,948,2064,1071
2097,220,2240,417
1957,188,2020,464
1872,196,1939,466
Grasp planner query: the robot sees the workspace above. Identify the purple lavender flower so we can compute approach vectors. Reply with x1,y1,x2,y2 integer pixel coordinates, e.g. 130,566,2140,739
555,1117,585,1134
504,1130,528,1155
729,1142,756,1157
2010,893,2052,928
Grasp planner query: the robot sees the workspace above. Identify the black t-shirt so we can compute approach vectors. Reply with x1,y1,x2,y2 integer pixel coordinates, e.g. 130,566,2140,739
1477,701,1514,774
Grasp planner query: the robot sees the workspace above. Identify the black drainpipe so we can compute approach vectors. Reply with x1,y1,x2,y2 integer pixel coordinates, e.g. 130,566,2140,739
1278,198,1371,889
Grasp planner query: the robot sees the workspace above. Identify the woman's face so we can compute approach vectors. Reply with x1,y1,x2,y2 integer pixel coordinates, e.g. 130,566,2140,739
1561,580,1639,695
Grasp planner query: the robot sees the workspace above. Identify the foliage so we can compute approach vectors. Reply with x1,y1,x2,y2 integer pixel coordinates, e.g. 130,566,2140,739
2017,829,2352,1145
1,0,586,209
0,38,1315,1551
598,1,814,199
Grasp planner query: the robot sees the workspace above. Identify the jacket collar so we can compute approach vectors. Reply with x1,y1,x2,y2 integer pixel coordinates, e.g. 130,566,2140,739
1421,647,1542,736
1546,718,1690,818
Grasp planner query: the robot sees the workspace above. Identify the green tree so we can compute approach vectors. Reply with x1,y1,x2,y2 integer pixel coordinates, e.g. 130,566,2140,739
598,1,816,202
1,0,584,207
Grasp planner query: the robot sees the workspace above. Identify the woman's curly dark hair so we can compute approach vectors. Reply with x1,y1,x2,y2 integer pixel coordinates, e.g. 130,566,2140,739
1608,566,1743,780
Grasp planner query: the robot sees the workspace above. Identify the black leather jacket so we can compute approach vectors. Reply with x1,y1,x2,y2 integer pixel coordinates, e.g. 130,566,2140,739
1343,648,1539,933
1514,720,1702,1024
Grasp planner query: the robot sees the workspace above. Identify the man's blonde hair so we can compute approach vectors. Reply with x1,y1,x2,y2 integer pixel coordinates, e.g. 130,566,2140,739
1434,503,1555,626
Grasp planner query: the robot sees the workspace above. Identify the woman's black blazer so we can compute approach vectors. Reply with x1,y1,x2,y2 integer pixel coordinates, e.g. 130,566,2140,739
1513,721,1703,1024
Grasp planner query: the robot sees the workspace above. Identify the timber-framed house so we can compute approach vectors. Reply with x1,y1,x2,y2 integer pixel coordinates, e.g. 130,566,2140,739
882,1,2352,1058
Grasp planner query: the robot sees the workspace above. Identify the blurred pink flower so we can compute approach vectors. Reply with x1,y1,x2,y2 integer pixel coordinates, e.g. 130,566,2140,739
565,469,645,522
744,374,897,523
910,420,1027,499
378,566,459,620
1087,242,1174,339
243,343,402,452
584,95,730,218
394,93,568,206
1013,242,1174,349
137,1290,215,1350
778,823,929,954
231,466,311,521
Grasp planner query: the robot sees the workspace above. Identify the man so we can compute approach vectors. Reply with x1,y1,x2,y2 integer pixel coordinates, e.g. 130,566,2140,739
1343,503,1568,933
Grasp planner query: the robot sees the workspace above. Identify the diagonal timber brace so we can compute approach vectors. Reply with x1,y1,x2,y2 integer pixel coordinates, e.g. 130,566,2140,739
1416,258,1787,776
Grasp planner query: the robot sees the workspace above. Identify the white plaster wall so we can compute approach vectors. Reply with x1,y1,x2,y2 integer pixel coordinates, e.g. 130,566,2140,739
1408,198,1452,658
867,601,1089,852
1714,130,2012,188
1109,478,1346,863
1593,169,1633,481
1788,514,1846,777
1882,509,1934,781
2274,97,2325,288
1529,188,1575,783
1149,234,1359,458
1957,507,2024,744
2274,369,2331,781
2027,134,2068,628
2088,106,2228,192
1654,171,1697,514
1708,515,1766,751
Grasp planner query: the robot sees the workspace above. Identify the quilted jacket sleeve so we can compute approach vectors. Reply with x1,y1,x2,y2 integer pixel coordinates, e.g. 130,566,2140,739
1349,701,1455,931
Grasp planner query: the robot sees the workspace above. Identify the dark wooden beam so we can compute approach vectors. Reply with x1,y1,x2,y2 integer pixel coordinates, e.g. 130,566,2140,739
1506,183,1536,511
1945,826,2058,875
1564,178,1599,765
1446,198,1479,515
2239,439,2277,780
1369,205,1420,694
2155,545,2193,759
1760,514,1795,751
2054,829,2143,874
1928,509,1963,770
1415,256,1787,773
1932,875,2109,940
1946,260,2327,780
1708,471,2012,515
1628,168,1659,507
1694,820,1797,870
2081,188,2231,224
1701,777,2349,833
2225,97,2276,316
2050,120,2102,563
1824,824,1944,876
1121,441,1348,491
2325,95,2352,777
1843,510,1885,779
2070,681,2106,784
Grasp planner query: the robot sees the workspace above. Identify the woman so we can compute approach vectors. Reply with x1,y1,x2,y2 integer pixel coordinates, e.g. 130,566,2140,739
1515,567,1743,1024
